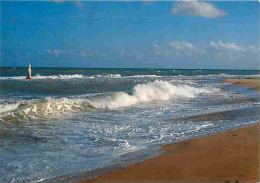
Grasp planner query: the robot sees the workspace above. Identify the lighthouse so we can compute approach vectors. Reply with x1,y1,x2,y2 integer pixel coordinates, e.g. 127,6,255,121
26,63,32,79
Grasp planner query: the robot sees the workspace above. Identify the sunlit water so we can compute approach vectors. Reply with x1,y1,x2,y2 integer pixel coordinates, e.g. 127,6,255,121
0,68,259,182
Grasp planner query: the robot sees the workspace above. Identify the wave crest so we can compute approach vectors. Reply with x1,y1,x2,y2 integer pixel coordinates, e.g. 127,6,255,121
88,80,213,109
0,80,215,123
0,98,94,124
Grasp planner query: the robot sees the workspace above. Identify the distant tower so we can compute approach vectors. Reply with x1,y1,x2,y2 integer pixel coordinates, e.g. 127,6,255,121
26,63,32,79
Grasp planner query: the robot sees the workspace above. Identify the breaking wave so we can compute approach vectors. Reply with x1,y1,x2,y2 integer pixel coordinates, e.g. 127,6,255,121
0,98,94,124
0,103,21,113
88,80,213,109
0,80,216,123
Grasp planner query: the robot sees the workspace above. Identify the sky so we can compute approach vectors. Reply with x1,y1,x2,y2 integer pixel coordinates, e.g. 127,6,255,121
1,1,259,69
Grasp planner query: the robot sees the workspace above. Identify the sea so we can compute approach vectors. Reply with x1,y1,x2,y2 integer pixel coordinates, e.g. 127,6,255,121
0,67,259,182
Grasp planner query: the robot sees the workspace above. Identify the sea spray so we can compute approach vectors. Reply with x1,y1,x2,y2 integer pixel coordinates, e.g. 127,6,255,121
82,80,213,109
0,80,215,123
0,98,94,124
0,103,21,113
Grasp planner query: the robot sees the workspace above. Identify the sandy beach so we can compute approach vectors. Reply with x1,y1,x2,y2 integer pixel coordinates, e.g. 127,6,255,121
78,124,259,183
78,78,260,183
224,78,260,91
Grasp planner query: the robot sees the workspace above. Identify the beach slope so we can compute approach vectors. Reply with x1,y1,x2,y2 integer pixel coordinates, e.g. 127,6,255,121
78,123,259,183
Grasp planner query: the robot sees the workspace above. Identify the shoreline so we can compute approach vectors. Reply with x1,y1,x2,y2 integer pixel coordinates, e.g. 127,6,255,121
77,123,259,183
75,78,260,183
224,78,260,91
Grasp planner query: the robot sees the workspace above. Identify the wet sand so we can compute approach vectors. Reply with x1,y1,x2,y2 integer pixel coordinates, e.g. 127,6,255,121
166,107,259,123
77,78,260,183
224,78,260,91
78,124,259,183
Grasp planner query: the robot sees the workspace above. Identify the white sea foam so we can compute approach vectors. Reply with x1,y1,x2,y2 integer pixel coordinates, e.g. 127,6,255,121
0,103,20,113
0,98,93,123
125,75,162,78
0,80,216,123
0,73,259,80
103,74,121,78
92,74,122,78
0,74,87,80
0,74,160,80
88,80,214,109
21,98,93,116
119,140,138,154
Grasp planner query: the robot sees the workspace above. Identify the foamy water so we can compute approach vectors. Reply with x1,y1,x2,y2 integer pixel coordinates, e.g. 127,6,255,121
0,68,259,183
88,80,215,109
0,73,259,80
0,80,217,124
0,74,163,80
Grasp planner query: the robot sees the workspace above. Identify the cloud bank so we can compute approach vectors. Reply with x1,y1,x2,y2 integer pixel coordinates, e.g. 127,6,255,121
210,41,243,51
171,1,227,18
169,41,206,56
22,41,259,69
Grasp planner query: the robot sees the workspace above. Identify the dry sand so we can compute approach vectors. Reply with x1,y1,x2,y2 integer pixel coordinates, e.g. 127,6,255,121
78,78,260,183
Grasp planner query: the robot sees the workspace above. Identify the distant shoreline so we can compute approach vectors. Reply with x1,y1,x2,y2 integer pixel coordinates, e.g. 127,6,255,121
224,78,260,91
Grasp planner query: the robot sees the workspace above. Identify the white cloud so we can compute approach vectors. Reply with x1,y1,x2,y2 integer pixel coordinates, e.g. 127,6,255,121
53,0,64,3
74,1,84,10
248,45,260,52
116,48,146,60
46,49,63,57
151,40,258,66
154,44,160,50
53,1,84,9
80,51,94,57
210,41,243,51
153,44,162,56
170,41,194,50
206,42,259,65
169,41,205,56
171,1,227,18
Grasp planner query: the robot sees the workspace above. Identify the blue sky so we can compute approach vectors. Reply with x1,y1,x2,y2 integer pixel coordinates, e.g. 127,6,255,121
1,1,259,69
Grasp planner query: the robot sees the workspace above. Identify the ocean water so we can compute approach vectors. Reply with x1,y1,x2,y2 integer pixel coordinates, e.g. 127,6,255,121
0,67,259,182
